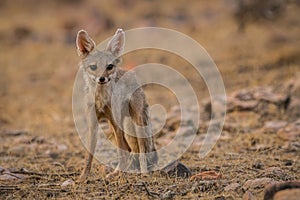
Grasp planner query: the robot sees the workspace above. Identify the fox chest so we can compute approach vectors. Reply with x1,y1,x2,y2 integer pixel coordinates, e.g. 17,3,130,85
94,87,112,113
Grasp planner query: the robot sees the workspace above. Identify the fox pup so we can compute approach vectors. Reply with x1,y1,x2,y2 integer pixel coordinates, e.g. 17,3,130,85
76,28,157,181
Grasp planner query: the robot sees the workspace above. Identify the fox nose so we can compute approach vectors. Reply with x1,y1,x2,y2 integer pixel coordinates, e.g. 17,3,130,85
99,77,105,83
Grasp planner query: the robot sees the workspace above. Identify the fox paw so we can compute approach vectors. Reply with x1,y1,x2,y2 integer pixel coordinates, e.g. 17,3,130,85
105,170,121,180
76,173,88,183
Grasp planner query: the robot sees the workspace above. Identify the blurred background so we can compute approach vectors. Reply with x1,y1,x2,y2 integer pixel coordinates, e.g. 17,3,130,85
1,0,299,135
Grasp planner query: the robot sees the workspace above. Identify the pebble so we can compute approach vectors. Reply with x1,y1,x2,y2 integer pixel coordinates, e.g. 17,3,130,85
0,173,25,181
61,179,75,187
263,121,287,133
224,182,240,191
277,120,300,141
161,160,191,178
8,145,27,156
0,166,6,173
243,178,275,191
261,167,285,178
274,189,300,200
264,181,300,200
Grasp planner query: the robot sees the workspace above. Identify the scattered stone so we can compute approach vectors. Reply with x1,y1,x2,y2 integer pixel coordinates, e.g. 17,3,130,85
243,178,275,191
254,91,288,105
263,121,287,133
224,87,289,114
224,182,240,192
161,160,191,178
227,98,258,112
160,190,175,199
277,120,300,141
0,174,19,181
0,166,6,173
261,167,286,178
57,144,68,152
273,189,300,200
252,160,264,169
282,141,300,152
61,179,75,187
8,145,27,156
243,191,256,200
0,172,26,181
264,181,300,200
190,170,222,181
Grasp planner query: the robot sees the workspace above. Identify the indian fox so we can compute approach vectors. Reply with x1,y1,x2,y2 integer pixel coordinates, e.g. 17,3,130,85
76,28,157,181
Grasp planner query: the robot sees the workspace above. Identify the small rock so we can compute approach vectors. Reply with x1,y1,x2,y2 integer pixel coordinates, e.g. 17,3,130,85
261,167,285,178
161,160,191,178
228,99,258,112
263,121,287,133
252,160,264,169
234,89,254,101
160,190,175,199
252,88,288,105
0,166,6,173
224,182,241,191
274,189,300,200
0,173,25,181
243,178,274,191
57,144,68,151
277,120,300,141
0,174,19,181
243,191,256,200
264,181,300,200
8,145,27,156
283,141,300,152
61,179,75,187
226,87,289,114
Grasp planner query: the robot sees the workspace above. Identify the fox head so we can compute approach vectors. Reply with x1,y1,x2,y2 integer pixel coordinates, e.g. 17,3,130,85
76,28,125,85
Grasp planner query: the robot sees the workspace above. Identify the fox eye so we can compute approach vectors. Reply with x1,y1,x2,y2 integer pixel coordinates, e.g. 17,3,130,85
89,65,97,71
106,64,114,70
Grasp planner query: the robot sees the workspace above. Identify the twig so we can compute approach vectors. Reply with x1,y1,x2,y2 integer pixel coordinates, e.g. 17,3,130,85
1,130,28,137
141,182,160,198
9,169,79,178
0,185,20,191
0,185,69,193
36,188,69,192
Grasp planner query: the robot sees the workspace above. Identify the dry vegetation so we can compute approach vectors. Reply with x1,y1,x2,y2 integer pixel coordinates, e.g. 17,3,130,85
0,0,299,199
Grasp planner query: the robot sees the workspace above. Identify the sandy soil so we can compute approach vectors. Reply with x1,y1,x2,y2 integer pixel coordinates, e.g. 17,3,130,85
0,0,299,199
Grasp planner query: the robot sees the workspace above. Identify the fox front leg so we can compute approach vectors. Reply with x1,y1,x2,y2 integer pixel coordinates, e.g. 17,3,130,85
78,105,98,182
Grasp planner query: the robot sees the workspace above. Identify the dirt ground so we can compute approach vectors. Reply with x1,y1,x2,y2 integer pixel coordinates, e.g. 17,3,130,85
0,0,299,199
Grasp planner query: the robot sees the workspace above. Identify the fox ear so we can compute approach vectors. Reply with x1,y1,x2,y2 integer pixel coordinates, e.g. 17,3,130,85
106,28,125,57
76,30,95,57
